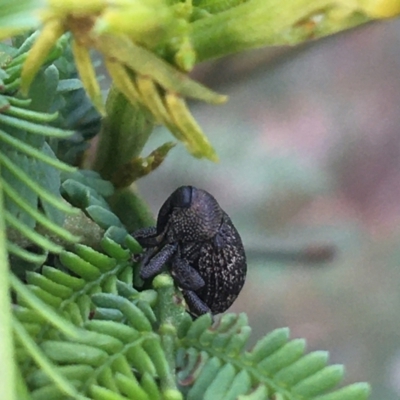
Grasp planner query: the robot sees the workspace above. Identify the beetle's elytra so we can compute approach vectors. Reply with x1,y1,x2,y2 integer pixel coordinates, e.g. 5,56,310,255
133,186,247,317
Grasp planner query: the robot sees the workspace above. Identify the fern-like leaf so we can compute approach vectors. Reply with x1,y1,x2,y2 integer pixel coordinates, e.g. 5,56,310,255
13,218,183,400
177,314,370,400
0,36,80,267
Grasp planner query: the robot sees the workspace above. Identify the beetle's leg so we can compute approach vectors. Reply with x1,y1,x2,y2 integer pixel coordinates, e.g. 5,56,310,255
140,243,177,279
135,246,157,266
132,226,156,239
171,256,205,291
181,289,211,317
132,226,161,247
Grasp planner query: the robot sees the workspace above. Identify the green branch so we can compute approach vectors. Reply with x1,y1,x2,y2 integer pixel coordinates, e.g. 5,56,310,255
92,88,154,181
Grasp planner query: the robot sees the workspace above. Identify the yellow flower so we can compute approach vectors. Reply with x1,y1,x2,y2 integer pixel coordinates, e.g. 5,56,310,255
19,0,226,161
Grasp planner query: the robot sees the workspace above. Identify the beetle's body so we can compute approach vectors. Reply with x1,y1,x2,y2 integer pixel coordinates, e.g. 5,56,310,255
133,186,247,317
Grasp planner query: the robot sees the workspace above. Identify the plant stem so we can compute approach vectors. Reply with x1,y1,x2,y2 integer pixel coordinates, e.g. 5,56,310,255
92,87,154,182
190,0,369,61
0,175,16,400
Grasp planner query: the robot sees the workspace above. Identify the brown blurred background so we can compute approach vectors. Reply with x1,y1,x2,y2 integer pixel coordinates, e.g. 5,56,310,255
136,18,400,399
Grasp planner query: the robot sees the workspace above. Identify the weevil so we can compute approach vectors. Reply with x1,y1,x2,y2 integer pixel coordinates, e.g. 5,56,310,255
132,186,247,317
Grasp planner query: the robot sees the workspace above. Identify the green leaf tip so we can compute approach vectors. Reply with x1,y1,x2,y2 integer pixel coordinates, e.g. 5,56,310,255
163,388,184,400
153,273,174,289
312,382,371,400
86,205,124,230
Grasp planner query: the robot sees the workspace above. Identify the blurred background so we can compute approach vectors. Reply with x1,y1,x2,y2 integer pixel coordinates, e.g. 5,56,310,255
136,18,400,399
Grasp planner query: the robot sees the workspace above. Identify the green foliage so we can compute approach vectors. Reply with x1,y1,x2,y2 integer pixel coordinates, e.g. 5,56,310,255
14,236,160,399
0,35,88,268
0,31,104,264
12,228,371,399
177,314,370,399
0,1,378,399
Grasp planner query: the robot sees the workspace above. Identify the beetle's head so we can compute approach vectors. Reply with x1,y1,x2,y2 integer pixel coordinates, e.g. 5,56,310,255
157,186,223,242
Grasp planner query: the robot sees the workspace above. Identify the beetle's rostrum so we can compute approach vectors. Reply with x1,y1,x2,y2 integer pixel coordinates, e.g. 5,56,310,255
132,186,247,317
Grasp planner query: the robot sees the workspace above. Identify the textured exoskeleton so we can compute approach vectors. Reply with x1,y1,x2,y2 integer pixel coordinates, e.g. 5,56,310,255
133,186,247,317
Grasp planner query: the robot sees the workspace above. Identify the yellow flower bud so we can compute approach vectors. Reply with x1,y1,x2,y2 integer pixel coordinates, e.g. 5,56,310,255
72,39,105,115
20,19,65,95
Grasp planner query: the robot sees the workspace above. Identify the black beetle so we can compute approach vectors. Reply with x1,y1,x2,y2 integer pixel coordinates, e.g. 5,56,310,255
132,186,247,317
